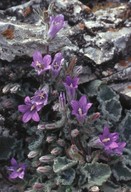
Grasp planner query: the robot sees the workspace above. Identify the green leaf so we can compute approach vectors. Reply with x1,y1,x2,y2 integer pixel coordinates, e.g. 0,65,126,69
53,157,77,173
78,162,111,188
56,168,75,185
112,162,131,181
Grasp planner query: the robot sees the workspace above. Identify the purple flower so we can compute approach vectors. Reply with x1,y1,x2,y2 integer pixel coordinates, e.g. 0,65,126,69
71,95,92,123
7,158,26,180
32,86,48,106
18,96,42,123
99,126,126,155
64,76,79,102
51,52,64,78
31,51,51,75
48,14,65,39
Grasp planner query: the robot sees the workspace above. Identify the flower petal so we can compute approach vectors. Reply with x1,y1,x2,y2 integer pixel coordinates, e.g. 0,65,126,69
86,103,92,111
71,100,79,111
43,55,52,66
32,112,40,122
65,76,72,85
110,132,119,142
9,172,18,179
18,105,29,113
11,158,17,166
73,77,79,87
48,15,65,39
108,142,118,149
22,111,32,123
33,51,42,62
18,171,25,179
24,96,31,104
103,127,110,137
79,95,87,107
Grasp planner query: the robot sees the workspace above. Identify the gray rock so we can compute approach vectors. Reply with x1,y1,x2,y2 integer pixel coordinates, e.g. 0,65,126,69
0,0,130,67
94,5,127,28
48,0,92,24
81,3,131,65
0,18,73,61
83,26,131,65
109,82,131,106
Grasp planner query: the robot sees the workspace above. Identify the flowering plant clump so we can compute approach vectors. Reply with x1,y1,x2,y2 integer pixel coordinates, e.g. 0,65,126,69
4,9,128,192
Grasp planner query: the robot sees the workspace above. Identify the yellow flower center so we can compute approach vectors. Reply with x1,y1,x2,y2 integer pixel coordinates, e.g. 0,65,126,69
36,61,44,69
53,62,59,70
102,138,110,143
30,105,35,111
39,93,46,99
70,83,73,87
54,21,61,26
17,168,22,172
78,108,82,115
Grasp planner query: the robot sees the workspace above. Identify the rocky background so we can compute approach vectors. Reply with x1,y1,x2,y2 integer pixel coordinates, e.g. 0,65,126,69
0,0,131,191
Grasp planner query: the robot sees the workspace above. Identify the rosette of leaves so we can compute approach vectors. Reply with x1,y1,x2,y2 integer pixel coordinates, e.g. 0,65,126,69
78,162,111,189
111,145,131,183
117,110,131,143
97,84,122,123
112,161,131,182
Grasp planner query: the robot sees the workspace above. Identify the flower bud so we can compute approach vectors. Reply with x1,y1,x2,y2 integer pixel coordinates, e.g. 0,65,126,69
46,135,56,143
45,123,56,130
89,186,100,192
36,166,52,174
27,151,39,159
48,14,65,39
52,103,59,111
50,147,62,156
73,65,83,76
2,83,12,94
57,139,65,147
33,183,44,190
10,84,20,93
91,112,100,121
88,137,102,148
1,98,15,109
71,129,79,138
37,124,46,130
39,155,54,163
